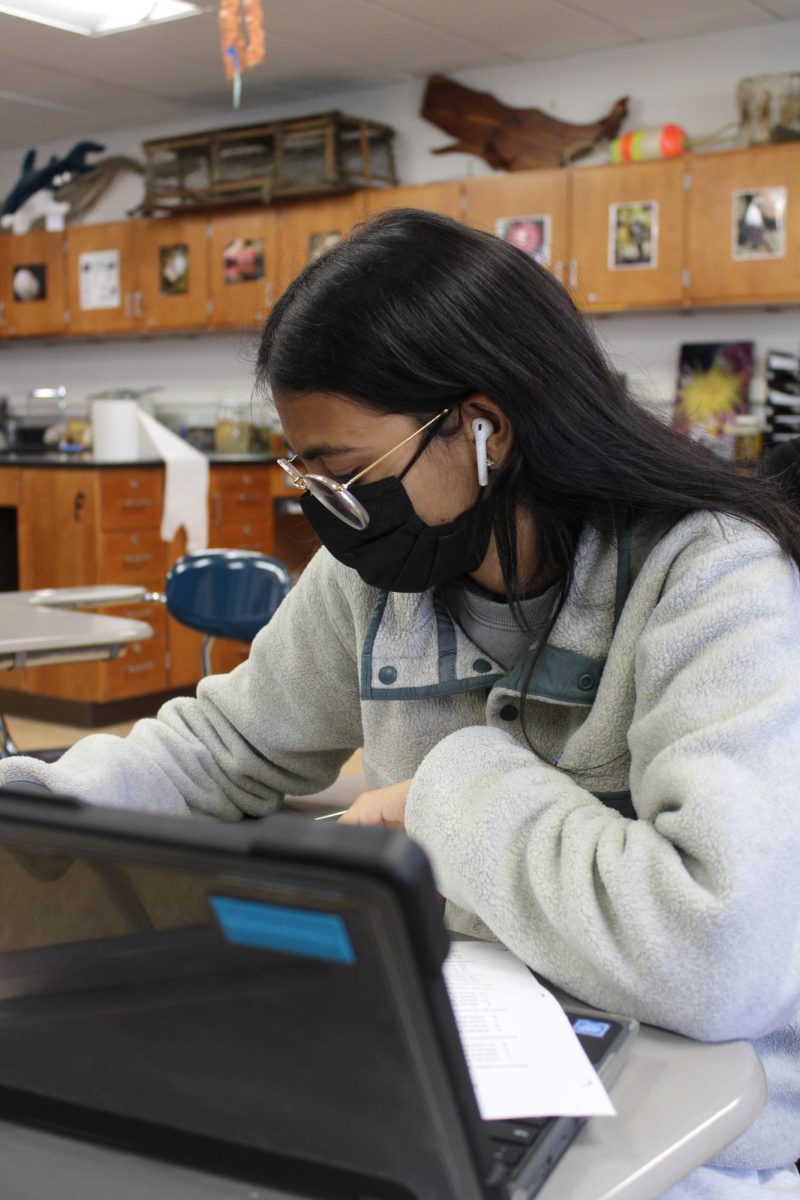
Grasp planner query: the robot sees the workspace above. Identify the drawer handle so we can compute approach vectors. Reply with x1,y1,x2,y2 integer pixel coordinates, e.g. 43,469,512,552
125,661,155,674
121,498,153,510
121,553,154,565
234,492,261,503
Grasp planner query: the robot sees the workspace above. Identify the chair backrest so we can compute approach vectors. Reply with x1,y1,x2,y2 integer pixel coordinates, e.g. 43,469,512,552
164,551,291,643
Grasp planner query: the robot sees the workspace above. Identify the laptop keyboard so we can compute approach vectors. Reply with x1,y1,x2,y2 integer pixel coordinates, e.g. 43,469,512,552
485,1116,553,1175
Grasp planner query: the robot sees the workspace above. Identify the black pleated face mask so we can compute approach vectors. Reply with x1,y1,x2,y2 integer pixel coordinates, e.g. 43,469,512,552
300,475,495,593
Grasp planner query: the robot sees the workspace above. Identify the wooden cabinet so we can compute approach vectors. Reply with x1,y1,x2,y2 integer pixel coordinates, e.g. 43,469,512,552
99,468,164,531
0,459,319,711
65,221,140,335
137,215,210,331
67,218,211,335
208,208,279,328
11,465,167,704
363,181,463,221
270,466,318,578
0,143,795,350
277,193,366,293
686,143,800,305
568,158,687,311
0,230,66,338
463,170,569,284
169,462,301,687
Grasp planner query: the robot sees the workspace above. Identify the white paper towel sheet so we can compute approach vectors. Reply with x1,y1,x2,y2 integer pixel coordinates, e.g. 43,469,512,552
137,411,209,553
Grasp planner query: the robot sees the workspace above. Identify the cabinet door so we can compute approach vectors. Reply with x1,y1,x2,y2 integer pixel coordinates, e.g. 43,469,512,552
276,193,367,294
209,464,273,530
0,230,66,338
363,181,463,221
209,209,279,329
65,221,139,335
569,159,686,310
100,468,163,530
97,529,166,590
136,215,210,331
463,171,569,285
17,469,99,589
687,144,800,304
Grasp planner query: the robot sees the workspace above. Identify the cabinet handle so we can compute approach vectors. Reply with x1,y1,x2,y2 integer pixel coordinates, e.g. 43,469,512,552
553,261,564,284
124,292,133,318
568,260,579,291
212,493,222,524
234,491,261,505
121,553,154,565
133,291,143,318
121,497,152,509
125,661,155,674
265,281,274,309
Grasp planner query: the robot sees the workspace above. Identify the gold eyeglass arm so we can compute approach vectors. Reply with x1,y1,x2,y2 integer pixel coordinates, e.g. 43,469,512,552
344,407,451,490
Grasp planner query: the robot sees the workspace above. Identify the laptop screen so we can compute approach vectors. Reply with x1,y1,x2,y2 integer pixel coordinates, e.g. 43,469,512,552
0,803,490,1200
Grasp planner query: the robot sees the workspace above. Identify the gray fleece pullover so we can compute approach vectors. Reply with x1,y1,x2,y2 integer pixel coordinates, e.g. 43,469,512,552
2,511,800,1194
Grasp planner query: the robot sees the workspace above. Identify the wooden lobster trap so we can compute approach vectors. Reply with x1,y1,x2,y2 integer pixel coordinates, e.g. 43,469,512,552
142,112,397,214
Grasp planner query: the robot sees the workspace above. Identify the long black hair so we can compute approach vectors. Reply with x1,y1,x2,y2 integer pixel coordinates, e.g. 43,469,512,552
256,208,800,617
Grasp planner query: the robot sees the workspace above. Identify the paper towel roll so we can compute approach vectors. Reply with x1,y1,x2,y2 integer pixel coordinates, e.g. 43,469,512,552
91,399,140,462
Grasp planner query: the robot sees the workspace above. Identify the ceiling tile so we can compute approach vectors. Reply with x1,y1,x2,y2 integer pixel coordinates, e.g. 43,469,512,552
567,0,778,38
0,49,173,121
367,0,637,57
751,0,800,13
261,0,510,73
0,97,91,151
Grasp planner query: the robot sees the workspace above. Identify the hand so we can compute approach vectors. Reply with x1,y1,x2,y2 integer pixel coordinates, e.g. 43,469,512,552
338,779,411,830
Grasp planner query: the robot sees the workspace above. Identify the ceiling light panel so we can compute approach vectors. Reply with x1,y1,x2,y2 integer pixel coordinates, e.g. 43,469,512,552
0,0,201,37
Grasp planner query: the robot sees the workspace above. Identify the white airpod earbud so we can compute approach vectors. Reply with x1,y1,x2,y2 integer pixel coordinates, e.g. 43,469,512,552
471,417,495,487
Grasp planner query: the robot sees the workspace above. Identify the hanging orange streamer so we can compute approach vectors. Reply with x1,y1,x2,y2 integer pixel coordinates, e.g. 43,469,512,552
218,0,265,81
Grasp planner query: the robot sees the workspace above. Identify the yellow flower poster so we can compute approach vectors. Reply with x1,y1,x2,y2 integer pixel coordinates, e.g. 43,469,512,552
673,342,754,459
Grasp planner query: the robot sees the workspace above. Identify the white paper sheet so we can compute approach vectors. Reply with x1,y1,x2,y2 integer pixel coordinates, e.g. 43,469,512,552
443,941,616,1120
78,250,120,311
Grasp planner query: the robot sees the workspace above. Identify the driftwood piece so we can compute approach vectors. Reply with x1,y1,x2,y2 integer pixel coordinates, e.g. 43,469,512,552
421,75,629,171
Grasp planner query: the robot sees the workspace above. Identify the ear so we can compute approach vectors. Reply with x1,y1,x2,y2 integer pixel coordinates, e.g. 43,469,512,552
461,395,513,469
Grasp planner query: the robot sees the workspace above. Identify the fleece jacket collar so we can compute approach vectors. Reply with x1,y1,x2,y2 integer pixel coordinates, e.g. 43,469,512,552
360,523,633,705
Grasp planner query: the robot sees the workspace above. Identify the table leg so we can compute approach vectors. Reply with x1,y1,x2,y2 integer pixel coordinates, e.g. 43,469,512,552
0,713,18,757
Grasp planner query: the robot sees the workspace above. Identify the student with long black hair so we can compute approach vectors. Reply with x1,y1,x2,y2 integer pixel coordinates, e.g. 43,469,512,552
4,210,800,1198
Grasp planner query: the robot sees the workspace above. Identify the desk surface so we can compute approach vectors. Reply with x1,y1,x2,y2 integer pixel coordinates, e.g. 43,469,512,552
0,587,153,667
0,1021,765,1200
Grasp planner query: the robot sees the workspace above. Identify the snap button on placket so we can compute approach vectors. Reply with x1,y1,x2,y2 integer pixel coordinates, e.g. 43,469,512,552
578,672,595,692
378,665,398,685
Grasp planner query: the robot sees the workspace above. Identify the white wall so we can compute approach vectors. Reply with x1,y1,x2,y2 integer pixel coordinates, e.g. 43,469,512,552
1,19,798,419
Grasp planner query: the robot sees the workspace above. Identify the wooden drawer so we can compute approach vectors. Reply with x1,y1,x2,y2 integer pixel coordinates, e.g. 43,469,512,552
102,634,168,697
98,529,166,588
100,469,164,531
269,464,303,500
209,520,272,553
210,466,271,525
209,638,251,676
96,600,168,638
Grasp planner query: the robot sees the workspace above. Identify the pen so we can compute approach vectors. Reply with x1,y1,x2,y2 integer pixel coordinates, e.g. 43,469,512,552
314,809,349,821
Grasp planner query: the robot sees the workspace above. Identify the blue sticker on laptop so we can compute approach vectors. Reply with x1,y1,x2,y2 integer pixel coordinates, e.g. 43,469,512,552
572,1018,611,1038
210,895,355,965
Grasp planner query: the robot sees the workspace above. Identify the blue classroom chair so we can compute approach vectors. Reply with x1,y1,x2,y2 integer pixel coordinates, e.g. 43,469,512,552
165,550,291,677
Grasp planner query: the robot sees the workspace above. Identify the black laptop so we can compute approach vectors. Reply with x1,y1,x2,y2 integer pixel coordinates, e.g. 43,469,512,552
0,787,635,1200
